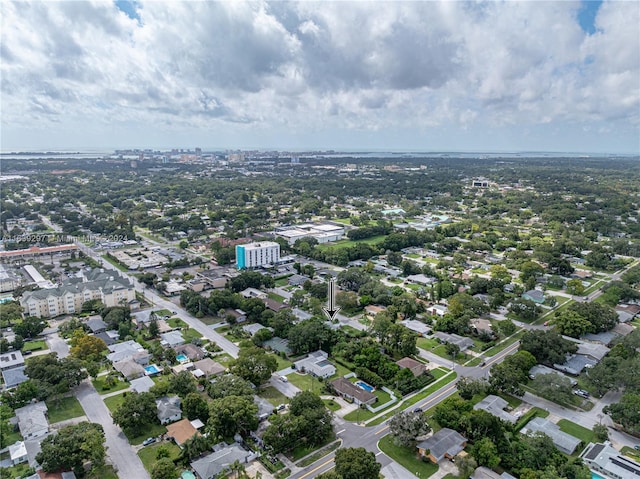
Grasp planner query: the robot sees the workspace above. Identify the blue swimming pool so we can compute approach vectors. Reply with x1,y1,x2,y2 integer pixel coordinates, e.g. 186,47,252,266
176,354,188,362
145,364,160,375
591,472,606,479
356,380,374,392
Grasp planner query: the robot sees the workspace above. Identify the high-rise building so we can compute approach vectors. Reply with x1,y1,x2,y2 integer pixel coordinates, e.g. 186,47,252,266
235,242,280,269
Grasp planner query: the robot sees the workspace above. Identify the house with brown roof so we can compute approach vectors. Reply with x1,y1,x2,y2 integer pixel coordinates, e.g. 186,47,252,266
396,357,426,377
174,343,205,362
192,358,225,378
166,418,201,447
330,377,376,406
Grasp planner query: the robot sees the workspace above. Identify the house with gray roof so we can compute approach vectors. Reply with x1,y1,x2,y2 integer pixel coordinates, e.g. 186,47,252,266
0,351,24,370
523,290,545,304
521,417,582,454
294,350,336,378
130,375,155,393
86,316,107,334
554,354,598,376
191,443,256,479
15,402,48,439
433,332,474,351
473,395,517,423
262,337,292,355
242,323,271,336
160,330,185,348
399,319,431,336
106,340,149,363
157,396,182,425
529,364,577,386
2,366,29,388
8,441,27,465
580,442,640,479
417,428,467,463
113,358,145,379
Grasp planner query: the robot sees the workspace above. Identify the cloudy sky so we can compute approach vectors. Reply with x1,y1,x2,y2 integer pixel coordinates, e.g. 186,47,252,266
1,0,639,153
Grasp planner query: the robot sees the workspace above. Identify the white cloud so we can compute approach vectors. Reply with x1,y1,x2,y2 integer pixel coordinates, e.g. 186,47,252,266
0,0,638,151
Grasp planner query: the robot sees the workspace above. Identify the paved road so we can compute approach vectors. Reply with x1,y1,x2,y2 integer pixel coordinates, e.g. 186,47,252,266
46,332,69,359
76,380,150,479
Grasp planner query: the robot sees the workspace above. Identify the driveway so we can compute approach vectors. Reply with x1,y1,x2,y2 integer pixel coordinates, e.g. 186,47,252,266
76,381,149,479
46,332,70,359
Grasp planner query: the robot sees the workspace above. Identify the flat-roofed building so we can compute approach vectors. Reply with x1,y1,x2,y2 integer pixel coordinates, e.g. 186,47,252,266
235,242,280,269
580,442,640,479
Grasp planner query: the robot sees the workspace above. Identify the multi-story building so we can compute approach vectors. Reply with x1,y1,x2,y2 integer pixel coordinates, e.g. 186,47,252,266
235,242,280,269
20,269,135,318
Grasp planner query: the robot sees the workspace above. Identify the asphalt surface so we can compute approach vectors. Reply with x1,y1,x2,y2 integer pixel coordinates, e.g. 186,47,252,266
76,381,150,479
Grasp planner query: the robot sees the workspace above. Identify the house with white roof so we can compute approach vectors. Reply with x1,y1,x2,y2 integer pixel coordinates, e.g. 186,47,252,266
294,350,336,378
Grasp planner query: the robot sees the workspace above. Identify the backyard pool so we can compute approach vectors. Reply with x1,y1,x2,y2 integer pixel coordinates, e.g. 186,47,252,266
145,364,161,375
176,354,188,363
591,472,606,479
356,380,374,392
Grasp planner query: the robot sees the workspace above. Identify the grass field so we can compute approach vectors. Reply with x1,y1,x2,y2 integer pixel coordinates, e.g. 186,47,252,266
316,235,388,250
103,392,128,413
286,371,325,393
557,419,595,445
323,399,341,411
259,386,290,406
268,292,286,302
92,376,130,394
22,340,47,352
182,327,202,341
212,352,235,365
128,422,168,445
272,354,293,371
137,441,181,473
378,434,439,478
87,465,119,479
288,434,336,461
46,396,85,423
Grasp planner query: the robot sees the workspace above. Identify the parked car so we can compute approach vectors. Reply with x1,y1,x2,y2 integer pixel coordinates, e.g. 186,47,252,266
279,376,288,382
277,404,286,411
142,437,156,446
413,407,423,413
573,389,590,399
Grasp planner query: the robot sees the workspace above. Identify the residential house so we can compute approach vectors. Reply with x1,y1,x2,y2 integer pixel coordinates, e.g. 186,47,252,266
471,318,493,336
294,350,336,378
192,358,225,378
523,290,545,304
262,337,292,355
174,343,205,362
615,303,640,323
240,288,267,299
406,274,436,286
426,304,447,317
224,309,247,323
130,376,155,393
156,396,182,425
396,357,426,377
263,298,288,312
113,359,145,380
166,418,201,447
242,323,271,337
364,305,387,319
580,442,640,479
106,340,150,364
8,441,28,465
190,443,256,479
329,377,376,406
160,330,185,348
0,350,24,370
85,317,107,334
399,319,431,336
417,428,467,463
433,332,474,352
521,417,581,454
3,366,29,388
529,365,577,386
473,395,517,423
15,402,49,439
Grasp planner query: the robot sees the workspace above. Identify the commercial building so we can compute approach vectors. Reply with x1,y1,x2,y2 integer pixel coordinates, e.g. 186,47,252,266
235,242,280,269
275,223,344,245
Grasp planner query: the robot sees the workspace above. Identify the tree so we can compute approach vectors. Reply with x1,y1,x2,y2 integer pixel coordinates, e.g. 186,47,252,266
604,392,640,435
456,455,478,479
183,392,210,422
593,423,609,442
169,371,198,398
148,319,160,338
334,447,381,479
388,410,431,447
230,347,277,386
565,279,585,296
24,353,87,399
509,299,540,322
445,341,461,360
447,293,489,318
112,392,158,436
553,310,593,338
489,351,536,396
36,422,105,477
207,395,258,438
14,316,46,339
287,319,336,355
472,436,501,468
208,374,254,399
519,330,578,366
151,457,179,479
493,319,516,337
289,391,324,416
457,377,488,400
568,302,618,333
69,331,107,362
530,374,575,405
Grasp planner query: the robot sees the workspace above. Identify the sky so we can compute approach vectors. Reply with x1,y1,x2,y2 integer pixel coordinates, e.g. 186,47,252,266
1,0,639,154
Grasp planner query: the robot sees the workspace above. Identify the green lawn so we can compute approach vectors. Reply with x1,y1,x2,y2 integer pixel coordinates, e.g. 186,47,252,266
87,465,119,479
431,368,449,380
268,292,286,302
92,377,130,394
1,428,22,446
0,462,33,479
259,386,290,406
272,354,293,371
557,419,595,445
212,353,234,365
378,434,439,478
288,434,336,461
514,407,550,431
22,340,47,352
103,392,128,413
275,278,290,287
137,441,181,473
286,371,325,393
417,337,440,350
127,422,168,445
168,317,187,328
483,332,523,356
182,328,202,341
46,396,85,423
323,399,341,411
317,235,388,251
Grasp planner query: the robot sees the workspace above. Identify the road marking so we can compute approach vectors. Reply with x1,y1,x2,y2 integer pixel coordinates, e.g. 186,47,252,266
376,451,384,456
336,429,345,434
297,458,334,479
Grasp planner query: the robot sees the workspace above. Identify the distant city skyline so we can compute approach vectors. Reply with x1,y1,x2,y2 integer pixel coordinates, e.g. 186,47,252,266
1,1,639,154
